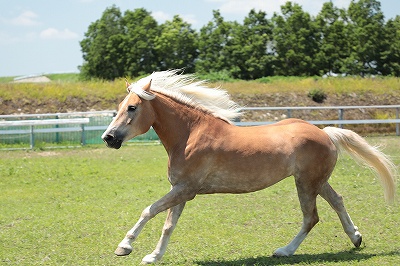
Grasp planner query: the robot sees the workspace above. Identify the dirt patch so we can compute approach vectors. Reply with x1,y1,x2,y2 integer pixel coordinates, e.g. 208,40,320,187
1,91,399,134
37,151,60,157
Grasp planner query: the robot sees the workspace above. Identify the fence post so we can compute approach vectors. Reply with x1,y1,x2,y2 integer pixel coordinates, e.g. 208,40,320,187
81,124,86,145
396,108,399,136
338,109,344,128
287,109,292,118
30,125,34,149
55,115,60,143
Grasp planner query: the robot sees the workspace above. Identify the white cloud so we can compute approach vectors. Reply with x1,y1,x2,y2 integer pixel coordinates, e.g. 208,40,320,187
152,11,172,22
152,11,198,26
10,10,41,26
181,14,198,26
39,28,79,40
207,0,285,15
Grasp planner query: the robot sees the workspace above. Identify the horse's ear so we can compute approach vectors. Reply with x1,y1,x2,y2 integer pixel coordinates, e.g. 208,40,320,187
143,79,152,92
125,78,131,92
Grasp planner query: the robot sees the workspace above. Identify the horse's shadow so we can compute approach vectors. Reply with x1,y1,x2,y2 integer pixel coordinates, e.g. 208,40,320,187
195,248,400,266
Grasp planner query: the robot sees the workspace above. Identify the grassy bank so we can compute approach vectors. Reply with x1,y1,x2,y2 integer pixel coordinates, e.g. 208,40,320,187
1,138,399,265
1,74,399,103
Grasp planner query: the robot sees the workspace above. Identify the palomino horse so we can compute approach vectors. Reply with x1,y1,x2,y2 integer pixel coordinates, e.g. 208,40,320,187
102,70,396,264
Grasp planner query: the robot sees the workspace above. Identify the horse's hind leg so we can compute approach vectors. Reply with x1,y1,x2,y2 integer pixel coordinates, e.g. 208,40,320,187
273,178,320,257
142,202,186,264
319,182,362,247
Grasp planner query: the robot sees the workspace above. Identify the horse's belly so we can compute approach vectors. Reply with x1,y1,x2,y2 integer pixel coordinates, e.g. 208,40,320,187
197,161,292,194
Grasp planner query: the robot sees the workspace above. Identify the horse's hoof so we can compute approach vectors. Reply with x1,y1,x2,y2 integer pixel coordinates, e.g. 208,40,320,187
141,254,158,264
115,246,132,256
354,235,362,248
273,247,291,257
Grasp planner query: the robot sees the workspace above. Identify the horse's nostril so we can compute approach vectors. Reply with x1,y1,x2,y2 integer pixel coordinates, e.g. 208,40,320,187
103,134,115,143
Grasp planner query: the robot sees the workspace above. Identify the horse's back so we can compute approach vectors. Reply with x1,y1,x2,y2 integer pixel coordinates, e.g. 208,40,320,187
193,118,338,194
232,118,338,177
233,118,335,151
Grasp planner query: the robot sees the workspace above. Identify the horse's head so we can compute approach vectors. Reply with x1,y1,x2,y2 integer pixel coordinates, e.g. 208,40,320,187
102,80,156,149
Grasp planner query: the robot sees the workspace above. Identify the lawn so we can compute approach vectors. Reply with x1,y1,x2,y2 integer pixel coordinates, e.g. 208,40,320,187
0,138,399,265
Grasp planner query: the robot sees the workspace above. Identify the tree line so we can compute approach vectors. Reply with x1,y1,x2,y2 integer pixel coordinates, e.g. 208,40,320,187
79,0,400,80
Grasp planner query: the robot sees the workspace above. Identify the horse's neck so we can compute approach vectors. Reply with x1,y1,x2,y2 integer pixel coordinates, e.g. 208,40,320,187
151,94,203,152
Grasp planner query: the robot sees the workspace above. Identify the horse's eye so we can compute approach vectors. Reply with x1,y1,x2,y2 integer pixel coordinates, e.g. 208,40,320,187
127,105,137,112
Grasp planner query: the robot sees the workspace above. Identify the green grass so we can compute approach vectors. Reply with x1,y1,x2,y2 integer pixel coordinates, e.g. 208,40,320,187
1,75,399,104
0,76,16,83
0,138,399,265
0,79,126,102
218,76,400,95
46,73,81,82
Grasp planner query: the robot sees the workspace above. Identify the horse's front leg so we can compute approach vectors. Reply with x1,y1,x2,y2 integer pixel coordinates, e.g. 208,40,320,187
142,202,186,264
114,185,195,258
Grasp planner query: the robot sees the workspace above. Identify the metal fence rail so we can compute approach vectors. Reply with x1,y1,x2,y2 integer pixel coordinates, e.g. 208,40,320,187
0,111,157,149
1,105,399,149
238,105,400,135
0,118,90,149
240,105,400,121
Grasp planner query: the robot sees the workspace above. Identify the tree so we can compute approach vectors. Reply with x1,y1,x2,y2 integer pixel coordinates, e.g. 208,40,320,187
122,8,160,77
380,16,400,76
314,2,348,75
196,10,237,74
229,9,274,79
344,0,385,76
80,5,125,80
272,2,319,76
155,16,198,73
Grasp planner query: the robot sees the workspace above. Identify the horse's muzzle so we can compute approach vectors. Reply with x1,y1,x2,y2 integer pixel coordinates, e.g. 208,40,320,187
102,130,123,149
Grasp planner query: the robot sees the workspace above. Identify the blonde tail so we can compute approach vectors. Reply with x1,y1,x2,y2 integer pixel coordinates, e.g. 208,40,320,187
323,127,396,203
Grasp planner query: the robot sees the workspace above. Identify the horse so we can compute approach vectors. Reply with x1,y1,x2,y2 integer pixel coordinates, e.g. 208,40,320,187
102,70,396,264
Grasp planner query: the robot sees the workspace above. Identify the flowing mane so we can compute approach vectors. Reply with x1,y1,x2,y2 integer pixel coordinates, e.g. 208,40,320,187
129,70,241,123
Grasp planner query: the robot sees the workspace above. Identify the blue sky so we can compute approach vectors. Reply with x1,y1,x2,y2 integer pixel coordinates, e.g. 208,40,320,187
0,0,399,77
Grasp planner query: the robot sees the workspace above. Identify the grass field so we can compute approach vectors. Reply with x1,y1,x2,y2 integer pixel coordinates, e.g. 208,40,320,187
1,138,399,265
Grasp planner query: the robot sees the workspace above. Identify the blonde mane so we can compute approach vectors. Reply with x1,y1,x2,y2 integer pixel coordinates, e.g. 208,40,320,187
129,70,241,123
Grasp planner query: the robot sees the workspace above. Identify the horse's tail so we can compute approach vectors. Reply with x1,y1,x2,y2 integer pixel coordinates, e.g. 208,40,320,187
323,126,396,203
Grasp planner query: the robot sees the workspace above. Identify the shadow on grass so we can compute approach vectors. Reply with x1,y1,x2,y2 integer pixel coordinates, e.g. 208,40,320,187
195,248,400,266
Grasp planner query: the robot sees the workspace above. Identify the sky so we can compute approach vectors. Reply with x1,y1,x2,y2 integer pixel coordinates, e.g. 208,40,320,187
0,0,399,77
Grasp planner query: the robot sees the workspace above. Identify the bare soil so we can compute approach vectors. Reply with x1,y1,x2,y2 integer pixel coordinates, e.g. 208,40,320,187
2,91,399,134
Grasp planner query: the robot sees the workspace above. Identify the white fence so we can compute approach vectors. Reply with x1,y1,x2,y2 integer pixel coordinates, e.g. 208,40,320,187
238,105,400,135
0,118,90,149
1,105,399,149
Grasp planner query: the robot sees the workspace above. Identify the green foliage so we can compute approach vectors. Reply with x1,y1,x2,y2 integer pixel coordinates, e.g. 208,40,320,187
308,88,327,103
80,5,126,80
79,1,400,80
344,0,385,76
155,15,198,72
229,9,275,79
1,139,399,265
196,10,236,75
122,8,160,77
197,70,235,82
314,2,349,75
380,16,400,76
272,2,319,76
